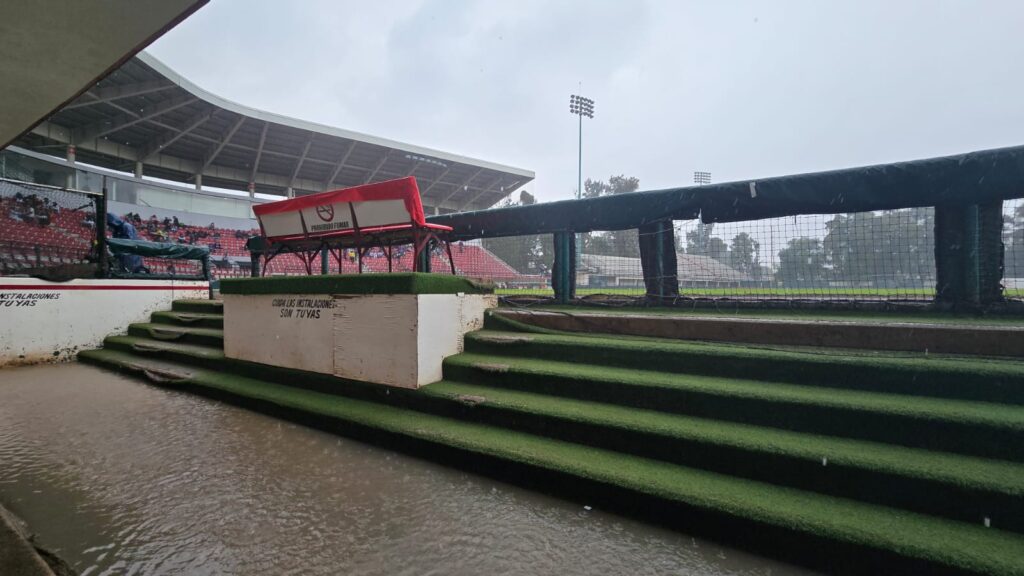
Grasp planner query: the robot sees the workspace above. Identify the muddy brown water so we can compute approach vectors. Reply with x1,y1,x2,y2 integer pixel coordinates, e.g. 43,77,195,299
0,363,814,576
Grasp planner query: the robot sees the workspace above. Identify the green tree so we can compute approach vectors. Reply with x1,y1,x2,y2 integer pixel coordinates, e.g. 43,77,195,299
823,208,934,287
776,237,827,286
580,175,641,258
729,232,760,276
1008,203,1024,278
482,191,550,274
706,237,729,263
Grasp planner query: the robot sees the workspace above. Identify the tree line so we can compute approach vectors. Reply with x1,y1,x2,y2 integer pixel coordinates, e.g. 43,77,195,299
482,175,1014,291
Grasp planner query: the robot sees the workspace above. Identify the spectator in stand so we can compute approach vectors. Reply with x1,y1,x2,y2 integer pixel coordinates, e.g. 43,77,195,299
106,213,148,274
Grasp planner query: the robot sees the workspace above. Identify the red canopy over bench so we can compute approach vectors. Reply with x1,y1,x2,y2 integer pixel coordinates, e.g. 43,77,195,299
252,176,455,275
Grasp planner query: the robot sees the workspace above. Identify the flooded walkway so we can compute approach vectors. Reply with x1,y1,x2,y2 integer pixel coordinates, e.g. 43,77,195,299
0,363,812,576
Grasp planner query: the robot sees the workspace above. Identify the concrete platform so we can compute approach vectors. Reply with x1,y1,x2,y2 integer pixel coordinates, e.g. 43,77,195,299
494,308,1024,357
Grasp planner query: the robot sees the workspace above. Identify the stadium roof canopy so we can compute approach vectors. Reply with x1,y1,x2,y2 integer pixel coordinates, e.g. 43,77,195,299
17,53,534,213
0,1,207,150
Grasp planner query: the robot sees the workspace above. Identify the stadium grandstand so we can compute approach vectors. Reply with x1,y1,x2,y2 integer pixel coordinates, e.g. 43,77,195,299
13,52,533,213
1,47,535,283
0,147,532,282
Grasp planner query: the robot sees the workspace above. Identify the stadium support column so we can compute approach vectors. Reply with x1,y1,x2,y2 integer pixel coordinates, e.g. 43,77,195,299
639,220,678,301
934,201,1004,309
134,161,143,179
552,231,576,303
195,174,202,191
97,177,108,278
66,145,76,188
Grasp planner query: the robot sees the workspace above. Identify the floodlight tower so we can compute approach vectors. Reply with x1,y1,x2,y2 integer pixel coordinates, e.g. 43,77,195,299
693,171,713,253
569,95,595,199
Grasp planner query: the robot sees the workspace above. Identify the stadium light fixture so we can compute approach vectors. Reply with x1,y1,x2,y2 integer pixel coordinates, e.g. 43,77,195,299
569,94,595,199
694,171,711,186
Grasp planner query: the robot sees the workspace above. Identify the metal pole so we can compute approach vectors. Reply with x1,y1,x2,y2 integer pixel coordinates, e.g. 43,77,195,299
577,112,583,199
97,176,108,278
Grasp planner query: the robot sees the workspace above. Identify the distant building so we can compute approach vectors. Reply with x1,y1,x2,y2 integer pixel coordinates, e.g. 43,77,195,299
578,253,752,289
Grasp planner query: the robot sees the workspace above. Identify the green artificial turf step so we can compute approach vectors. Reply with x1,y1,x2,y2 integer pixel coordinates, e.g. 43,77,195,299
103,335,224,362
75,348,1024,576
150,310,224,329
171,298,224,314
126,323,223,347
91,334,1024,532
420,379,1024,532
465,328,1024,405
443,352,1024,462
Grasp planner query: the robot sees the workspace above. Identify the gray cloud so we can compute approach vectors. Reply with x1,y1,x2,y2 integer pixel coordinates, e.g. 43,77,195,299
149,0,1024,203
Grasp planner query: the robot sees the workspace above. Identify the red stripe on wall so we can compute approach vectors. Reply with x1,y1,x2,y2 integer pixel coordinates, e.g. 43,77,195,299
0,284,208,291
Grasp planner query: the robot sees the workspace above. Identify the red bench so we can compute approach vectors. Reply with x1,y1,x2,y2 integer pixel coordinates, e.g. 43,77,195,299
252,176,455,275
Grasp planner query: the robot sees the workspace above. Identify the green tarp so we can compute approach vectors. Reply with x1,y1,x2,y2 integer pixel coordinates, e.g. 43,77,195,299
425,144,1024,237
107,238,210,260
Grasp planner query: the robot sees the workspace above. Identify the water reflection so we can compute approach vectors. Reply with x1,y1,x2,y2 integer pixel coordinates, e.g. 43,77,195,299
0,363,814,576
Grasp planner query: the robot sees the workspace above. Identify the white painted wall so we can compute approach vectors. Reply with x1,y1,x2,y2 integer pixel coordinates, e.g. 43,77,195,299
223,292,497,388
0,277,208,367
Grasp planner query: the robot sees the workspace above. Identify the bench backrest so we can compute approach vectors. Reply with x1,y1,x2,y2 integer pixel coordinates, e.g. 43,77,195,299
254,177,427,241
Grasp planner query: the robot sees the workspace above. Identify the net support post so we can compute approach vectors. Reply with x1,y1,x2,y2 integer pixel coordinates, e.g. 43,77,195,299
934,201,1004,308
416,243,432,273
639,220,678,301
96,179,108,279
552,231,576,303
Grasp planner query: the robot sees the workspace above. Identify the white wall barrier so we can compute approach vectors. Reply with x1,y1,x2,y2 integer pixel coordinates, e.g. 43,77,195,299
0,277,208,367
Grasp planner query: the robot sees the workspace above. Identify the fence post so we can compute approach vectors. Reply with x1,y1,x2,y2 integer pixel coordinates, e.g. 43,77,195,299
552,231,576,303
934,201,1004,308
416,242,432,273
639,220,678,301
96,178,108,278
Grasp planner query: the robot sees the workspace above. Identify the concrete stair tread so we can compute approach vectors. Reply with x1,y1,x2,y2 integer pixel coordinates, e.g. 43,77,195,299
171,299,223,314
104,335,224,360
75,348,1024,576
100,333,1024,504
150,310,224,329
445,352,1024,432
426,379,1024,497
127,323,224,339
470,328,1024,371
466,329,1024,405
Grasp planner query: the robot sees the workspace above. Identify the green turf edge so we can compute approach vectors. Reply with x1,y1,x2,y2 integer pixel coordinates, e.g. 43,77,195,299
150,311,224,329
170,299,223,313
517,304,1024,326
447,351,1024,428
96,334,1024,531
468,324,1024,406
444,352,1024,462
75,349,1024,576
219,272,494,295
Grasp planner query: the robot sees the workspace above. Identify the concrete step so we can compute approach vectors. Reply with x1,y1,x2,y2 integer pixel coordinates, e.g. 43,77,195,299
75,348,1024,576
443,352,1024,462
126,323,223,348
171,298,223,314
465,329,1024,406
492,308,1024,357
150,310,224,329
95,334,1024,531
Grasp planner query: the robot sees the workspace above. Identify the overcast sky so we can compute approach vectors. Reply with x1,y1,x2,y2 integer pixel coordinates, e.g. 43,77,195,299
148,0,1024,204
